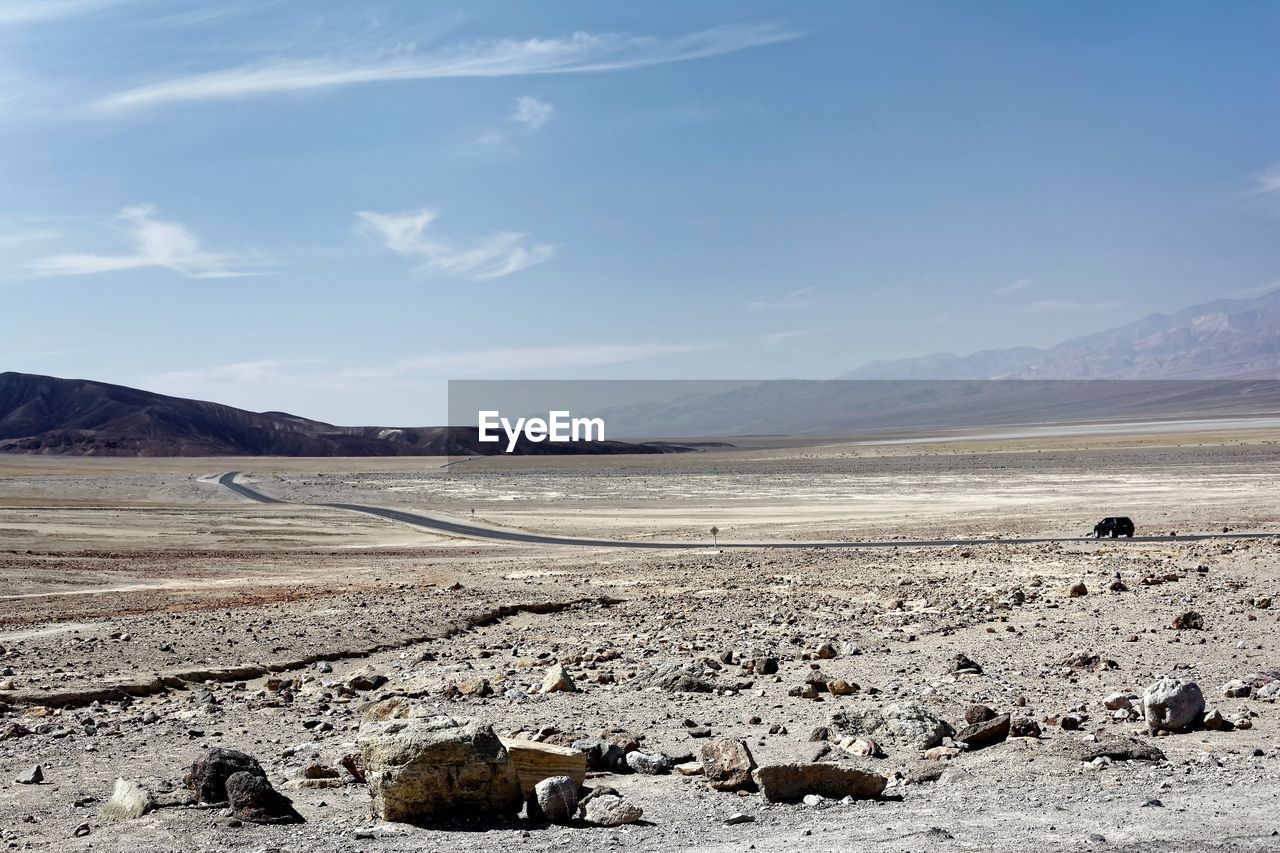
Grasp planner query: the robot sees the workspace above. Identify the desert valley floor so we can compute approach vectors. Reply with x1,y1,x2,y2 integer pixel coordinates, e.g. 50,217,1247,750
1,426,1279,851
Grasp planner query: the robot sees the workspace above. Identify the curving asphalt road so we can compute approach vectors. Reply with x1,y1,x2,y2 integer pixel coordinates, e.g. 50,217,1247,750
217,471,1278,551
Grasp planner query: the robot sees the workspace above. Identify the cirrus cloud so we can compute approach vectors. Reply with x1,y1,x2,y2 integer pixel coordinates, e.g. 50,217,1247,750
748,285,817,311
512,95,553,132
357,208,555,280
474,95,555,148
24,205,267,279
0,0,139,27
1010,298,1123,315
1251,164,1280,197
92,23,802,113
992,278,1033,296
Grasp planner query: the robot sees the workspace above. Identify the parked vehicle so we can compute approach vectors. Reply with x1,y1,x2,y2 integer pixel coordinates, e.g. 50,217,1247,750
1092,516,1135,538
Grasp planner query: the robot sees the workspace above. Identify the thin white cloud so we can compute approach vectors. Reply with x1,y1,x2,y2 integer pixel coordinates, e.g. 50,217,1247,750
992,278,1032,296
94,23,801,112
1252,164,1280,197
149,343,708,398
761,328,821,348
0,0,137,27
1010,299,1123,315
474,95,555,148
1230,280,1280,299
351,343,710,378
24,205,265,279
150,359,323,392
138,1,284,29
511,95,553,132
0,228,60,249
357,208,555,279
748,285,816,311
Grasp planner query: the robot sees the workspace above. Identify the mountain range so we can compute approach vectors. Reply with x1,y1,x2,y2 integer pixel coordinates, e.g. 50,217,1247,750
592,291,1280,436
843,290,1280,380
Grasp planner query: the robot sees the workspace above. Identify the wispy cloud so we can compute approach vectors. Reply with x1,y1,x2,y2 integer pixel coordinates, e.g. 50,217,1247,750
340,343,710,379
93,23,801,112
1010,299,1123,315
992,278,1032,296
0,228,60,249
137,1,284,30
357,208,555,279
1251,164,1280,197
1230,279,1280,299
149,359,324,393
474,95,554,148
761,328,823,348
24,205,266,279
748,285,817,311
0,0,137,27
149,343,709,397
512,95,553,132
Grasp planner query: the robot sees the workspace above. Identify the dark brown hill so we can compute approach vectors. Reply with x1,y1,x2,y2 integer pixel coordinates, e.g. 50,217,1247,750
0,372,692,457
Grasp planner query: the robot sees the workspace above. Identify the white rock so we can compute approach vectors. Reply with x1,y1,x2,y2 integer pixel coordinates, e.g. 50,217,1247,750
583,794,643,827
540,665,576,694
100,779,155,822
1103,692,1136,711
1142,678,1204,733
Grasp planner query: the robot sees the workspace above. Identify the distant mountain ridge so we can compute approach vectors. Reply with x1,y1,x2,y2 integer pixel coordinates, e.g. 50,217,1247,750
843,290,1280,380
0,372,693,457
589,291,1280,437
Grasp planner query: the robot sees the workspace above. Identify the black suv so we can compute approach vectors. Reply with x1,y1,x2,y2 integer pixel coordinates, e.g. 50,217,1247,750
1092,516,1135,538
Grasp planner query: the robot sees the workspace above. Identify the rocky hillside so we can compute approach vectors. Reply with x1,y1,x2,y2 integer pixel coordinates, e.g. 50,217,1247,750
0,372,693,457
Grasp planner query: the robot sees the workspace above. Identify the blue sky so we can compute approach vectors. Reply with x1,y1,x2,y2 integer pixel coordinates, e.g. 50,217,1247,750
2,1,1279,424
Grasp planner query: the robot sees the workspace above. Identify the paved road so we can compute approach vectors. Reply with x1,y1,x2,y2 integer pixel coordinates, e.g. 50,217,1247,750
218,471,285,504
217,471,1278,551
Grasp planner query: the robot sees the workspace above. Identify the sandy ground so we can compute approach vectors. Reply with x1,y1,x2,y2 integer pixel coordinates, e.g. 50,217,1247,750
1,426,1279,851
258,431,1280,543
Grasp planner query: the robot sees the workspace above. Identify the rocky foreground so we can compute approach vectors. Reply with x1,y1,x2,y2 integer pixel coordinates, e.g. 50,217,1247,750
2,539,1279,852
